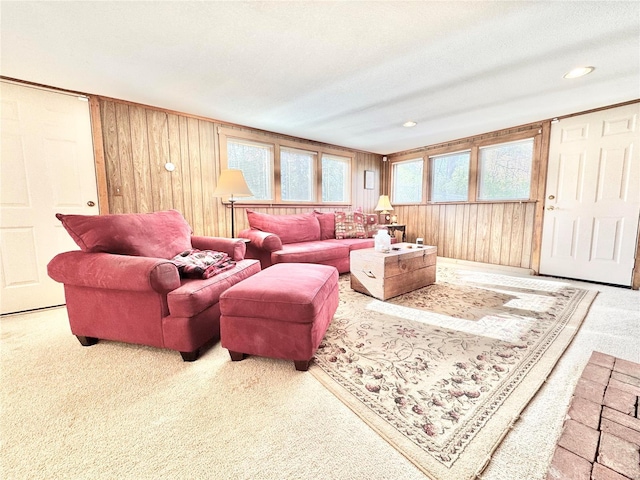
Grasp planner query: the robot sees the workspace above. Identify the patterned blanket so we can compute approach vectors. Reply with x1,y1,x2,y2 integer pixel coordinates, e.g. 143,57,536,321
171,249,236,279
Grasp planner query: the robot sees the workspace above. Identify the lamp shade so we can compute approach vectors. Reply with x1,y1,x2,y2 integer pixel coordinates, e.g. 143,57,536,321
374,195,393,213
212,169,253,198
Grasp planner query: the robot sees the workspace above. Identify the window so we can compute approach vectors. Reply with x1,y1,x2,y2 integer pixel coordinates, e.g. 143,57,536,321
219,127,352,204
430,151,470,202
226,138,274,201
391,158,423,203
478,139,534,201
322,154,350,202
280,147,315,202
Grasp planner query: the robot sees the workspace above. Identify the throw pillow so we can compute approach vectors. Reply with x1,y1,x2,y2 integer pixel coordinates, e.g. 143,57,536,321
56,209,192,259
313,210,336,240
246,210,321,244
334,211,366,239
363,213,379,238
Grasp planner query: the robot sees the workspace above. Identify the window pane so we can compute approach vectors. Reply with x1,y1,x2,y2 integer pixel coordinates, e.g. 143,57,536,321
430,151,470,202
227,138,273,201
392,159,423,203
478,139,534,201
281,147,315,202
322,154,350,202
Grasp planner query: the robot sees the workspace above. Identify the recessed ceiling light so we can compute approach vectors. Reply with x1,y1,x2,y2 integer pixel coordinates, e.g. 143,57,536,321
563,66,595,79
403,121,417,128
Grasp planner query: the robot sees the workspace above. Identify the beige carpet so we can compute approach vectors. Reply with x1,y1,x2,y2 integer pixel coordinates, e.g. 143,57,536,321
311,269,596,480
1,265,638,480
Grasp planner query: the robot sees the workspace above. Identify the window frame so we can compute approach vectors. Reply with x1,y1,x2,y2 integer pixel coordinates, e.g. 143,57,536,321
218,127,353,206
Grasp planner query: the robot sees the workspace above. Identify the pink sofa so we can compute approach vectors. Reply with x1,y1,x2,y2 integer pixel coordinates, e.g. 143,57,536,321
47,210,261,361
238,210,390,273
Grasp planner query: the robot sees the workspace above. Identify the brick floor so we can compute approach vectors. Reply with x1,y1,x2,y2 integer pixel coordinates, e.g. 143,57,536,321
547,352,640,480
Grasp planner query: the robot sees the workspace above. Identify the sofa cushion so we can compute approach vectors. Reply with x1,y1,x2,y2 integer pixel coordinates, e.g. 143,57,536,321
167,259,261,318
271,241,349,264
220,263,338,324
313,210,336,240
56,210,192,259
246,210,320,244
326,238,377,251
334,211,366,239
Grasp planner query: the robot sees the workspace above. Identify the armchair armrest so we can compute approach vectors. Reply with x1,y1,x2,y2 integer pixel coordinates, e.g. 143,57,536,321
191,236,246,261
47,251,181,294
238,229,283,252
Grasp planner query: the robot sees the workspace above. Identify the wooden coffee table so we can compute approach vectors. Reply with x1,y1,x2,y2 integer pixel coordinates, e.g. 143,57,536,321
350,243,437,300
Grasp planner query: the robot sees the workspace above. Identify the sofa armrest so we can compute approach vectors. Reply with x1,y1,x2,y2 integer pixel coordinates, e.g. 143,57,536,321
191,236,246,261
238,229,283,252
47,251,181,293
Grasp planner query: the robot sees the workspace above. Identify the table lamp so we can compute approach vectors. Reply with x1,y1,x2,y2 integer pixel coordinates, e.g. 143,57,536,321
374,195,394,224
212,169,253,238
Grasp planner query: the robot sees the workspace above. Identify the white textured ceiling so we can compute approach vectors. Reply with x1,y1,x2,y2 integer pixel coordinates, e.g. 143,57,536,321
1,1,639,154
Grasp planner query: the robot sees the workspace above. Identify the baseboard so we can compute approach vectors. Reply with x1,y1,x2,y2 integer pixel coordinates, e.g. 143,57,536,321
437,256,535,277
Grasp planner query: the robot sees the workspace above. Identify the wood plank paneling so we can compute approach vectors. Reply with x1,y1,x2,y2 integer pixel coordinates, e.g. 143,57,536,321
115,103,136,213
146,110,172,212
187,117,204,233
129,105,153,213
100,100,123,214
198,120,216,236
500,203,514,266
466,204,478,261
166,114,184,216
476,204,492,263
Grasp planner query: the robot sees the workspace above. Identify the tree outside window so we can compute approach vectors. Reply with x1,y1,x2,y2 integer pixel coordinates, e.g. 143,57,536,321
478,139,534,200
392,158,423,203
322,154,350,202
430,151,470,202
227,139,274,201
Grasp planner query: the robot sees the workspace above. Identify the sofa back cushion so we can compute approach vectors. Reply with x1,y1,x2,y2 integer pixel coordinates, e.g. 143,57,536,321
246,210,321,245
313,210,336,240
56,209,192,259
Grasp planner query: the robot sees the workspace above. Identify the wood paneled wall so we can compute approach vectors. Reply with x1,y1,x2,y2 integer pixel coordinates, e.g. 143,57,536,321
393,202,536,269
97,98,382,237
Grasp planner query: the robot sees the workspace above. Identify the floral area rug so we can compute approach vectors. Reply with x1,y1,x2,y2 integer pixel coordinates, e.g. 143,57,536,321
310,267,597,480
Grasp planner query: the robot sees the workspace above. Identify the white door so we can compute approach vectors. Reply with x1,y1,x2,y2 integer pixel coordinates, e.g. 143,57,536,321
0,81,99,314
540,103,640,286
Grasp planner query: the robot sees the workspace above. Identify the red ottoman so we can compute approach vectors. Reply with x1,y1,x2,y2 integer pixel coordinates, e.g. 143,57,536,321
219,263,339,371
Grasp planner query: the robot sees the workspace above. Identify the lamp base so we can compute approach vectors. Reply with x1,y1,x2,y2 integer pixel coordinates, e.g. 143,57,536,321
378,213,391,224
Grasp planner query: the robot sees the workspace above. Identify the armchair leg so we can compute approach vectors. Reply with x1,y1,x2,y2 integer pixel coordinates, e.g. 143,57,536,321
228,351,245,361
76,336,98,346
294,360,311,372
180,350,199,362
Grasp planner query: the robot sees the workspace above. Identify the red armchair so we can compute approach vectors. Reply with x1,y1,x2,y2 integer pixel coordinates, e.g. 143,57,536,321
47,210,261,361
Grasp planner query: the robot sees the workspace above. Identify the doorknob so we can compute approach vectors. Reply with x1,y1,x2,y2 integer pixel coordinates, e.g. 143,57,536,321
87,201,95,207
546,206,555,210
548,195,555,200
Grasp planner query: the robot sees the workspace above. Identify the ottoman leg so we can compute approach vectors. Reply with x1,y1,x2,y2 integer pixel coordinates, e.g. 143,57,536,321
229,351,246,362
294,359,311,372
